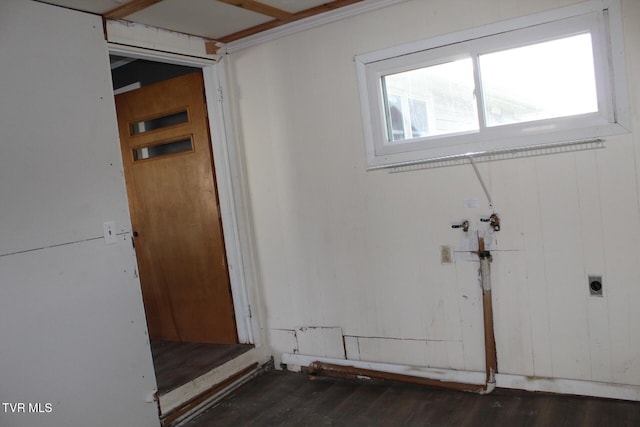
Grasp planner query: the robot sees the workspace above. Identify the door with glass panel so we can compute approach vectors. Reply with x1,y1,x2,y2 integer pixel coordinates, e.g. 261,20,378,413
115,72,237,344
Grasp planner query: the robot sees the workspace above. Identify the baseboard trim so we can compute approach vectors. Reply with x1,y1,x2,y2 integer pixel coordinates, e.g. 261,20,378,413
495,373,640,401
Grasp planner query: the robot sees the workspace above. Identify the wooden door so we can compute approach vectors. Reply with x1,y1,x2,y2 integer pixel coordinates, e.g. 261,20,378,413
115,72,237,344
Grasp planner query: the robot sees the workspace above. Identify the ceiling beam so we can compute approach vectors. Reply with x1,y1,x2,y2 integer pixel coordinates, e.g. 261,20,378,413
218,0,365,43
103,0,165,20
217,0,293,21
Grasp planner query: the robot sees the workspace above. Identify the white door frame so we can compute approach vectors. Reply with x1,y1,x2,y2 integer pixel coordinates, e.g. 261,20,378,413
108,43,260,347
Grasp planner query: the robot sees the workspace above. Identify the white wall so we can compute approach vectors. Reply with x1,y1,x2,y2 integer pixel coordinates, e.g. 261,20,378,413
227,0,640,393
0,1,159,426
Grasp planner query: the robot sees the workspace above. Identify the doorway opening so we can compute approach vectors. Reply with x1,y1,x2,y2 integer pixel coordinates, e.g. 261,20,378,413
110,56,254,421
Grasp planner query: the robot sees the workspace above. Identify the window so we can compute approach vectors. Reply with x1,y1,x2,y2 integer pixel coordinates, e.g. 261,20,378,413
383,58,478,141
355,0,629,169
479,34,598,127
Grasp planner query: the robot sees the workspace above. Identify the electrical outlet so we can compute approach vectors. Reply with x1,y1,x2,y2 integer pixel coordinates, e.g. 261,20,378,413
441,245,452,264
103,221,117,245
589,275,603,296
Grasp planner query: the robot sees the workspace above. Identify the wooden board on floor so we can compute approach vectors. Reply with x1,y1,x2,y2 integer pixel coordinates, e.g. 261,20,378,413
151,341,253,394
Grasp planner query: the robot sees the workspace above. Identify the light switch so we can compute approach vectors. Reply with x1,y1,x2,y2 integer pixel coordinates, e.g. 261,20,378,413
103,221,117,245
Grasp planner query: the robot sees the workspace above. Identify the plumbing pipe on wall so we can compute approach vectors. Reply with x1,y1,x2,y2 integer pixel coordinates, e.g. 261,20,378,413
478,237,497,394
306,235,498,394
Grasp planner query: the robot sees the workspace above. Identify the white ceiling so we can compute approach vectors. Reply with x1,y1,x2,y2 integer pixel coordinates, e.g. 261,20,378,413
37,0,360,43
128,0,273,40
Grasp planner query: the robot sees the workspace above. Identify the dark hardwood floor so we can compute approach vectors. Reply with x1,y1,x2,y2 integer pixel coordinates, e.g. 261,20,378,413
151,340,253,395
183,370,640,426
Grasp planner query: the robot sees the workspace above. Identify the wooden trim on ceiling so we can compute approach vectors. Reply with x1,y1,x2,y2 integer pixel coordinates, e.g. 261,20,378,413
217,0,292,21
218,0,365,43
103,0,165,20
205,40,222,55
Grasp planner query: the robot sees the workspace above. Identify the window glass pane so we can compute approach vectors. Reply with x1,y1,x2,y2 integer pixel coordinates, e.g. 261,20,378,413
130,110,188,135
133,137,193,161
385,93,405,141
409,98,428,138
480,33,598,127
382,58,478,143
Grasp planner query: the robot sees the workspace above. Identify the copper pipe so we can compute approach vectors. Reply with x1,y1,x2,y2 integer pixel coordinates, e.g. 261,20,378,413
483,290,497,387
305,362,486,393
306,237,498,394
303,237,498,394
479,237,498,390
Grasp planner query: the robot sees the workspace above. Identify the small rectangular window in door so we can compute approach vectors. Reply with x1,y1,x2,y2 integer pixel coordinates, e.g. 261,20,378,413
130,110,189,135
133,137,193,161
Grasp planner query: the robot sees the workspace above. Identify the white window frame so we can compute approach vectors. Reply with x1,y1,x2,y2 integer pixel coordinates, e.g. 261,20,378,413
355,0,630,169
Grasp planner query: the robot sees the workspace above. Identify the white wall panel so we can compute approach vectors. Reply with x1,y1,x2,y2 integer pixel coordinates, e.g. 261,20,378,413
0,1,158,425
0,237,158,427
598,137,640,385
296,327,345,359
513,158,555,378
492,251,535,376
454,258,486,372
356,337,427,367
228,0,640,394
622,0,640,385
575,150,612,383
535,153,592,380
0,0,131,256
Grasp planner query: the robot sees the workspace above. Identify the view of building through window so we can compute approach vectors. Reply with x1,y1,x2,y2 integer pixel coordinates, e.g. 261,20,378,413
383,58,478,142
381,33,598,144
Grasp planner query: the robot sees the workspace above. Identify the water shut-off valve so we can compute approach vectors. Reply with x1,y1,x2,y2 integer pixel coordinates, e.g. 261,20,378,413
452,214,500,233
451,220,470,232
480,213,501,232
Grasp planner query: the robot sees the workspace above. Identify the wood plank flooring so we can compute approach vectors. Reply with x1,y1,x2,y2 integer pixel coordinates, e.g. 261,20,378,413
151,341,253,395
182,370,640,426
